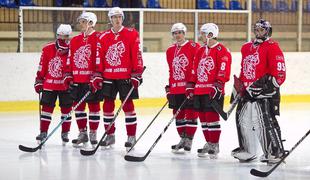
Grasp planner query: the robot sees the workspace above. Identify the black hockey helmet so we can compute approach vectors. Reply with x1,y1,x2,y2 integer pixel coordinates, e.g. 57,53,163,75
254,19,272,40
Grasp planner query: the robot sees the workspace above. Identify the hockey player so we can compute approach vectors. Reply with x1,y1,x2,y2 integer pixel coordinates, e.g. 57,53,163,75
231,19,286,164
34,24,73,145
91,7,144,150
186,23,232,159
63,12,101,147
165,23,200,153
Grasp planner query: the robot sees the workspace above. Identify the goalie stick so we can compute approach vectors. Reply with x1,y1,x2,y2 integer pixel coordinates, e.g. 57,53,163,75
211,93,241,120
19,91,91,152
124,97,189,162
126,101,168,153
250,128,310,177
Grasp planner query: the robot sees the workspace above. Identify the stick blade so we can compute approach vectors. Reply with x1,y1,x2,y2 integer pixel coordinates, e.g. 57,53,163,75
18,144,39,152
80,149,96,156
250,168,270,177
124,155,146,162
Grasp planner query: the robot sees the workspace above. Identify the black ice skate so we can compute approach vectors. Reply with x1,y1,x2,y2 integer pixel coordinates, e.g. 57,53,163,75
125,136,136,151
36,132,47,144
99,134,115,149
61,132,69,145
72,130,88,148
171,137,186,154
89,131,98,147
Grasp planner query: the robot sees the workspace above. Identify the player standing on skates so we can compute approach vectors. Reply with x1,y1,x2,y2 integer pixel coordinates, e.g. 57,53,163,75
187,23,232,159
34,24,73,145
91,7,144,150
231,19,286,165
165,23,200,153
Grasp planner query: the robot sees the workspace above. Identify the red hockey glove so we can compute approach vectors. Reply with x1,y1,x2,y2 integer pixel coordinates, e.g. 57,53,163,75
90,72,103,93
131,73,143,89
165,85,170,99
185,82,195,99
34,77,43,93
210,81,224,100
63,73,73,90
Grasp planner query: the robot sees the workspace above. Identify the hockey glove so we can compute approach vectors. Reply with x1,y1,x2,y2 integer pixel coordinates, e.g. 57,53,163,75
165,85,170,99
247,75,278,98
185,82,195,99
210,81,224,100
131,73,143,89
63,72,73,90
90,72,103,93
34,77,43,93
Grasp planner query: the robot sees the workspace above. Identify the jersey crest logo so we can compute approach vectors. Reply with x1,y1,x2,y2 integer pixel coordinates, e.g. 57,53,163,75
243,52,259,80
197,56,214,82
74,44,91,69
106,41,125,66
172,54,189,80
48,56,62,78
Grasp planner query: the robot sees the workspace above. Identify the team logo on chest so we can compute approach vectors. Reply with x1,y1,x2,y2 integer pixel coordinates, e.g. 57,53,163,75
197,56,214,82
106,41,125,66
74,44,91,69
48,56,62,78
172,54,188,80
243,52,259,80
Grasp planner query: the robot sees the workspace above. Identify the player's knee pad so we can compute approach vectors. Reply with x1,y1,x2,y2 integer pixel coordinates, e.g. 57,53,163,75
185,109,198,119
88,102,100,112
174,109,185,119
204,111,219,123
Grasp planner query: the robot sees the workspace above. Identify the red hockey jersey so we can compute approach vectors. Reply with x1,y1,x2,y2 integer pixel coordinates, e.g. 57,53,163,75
95,26,144,79
239,39,286,87
190,42,232,95
166,40,200,94
65,31,101,83
36,42,68,91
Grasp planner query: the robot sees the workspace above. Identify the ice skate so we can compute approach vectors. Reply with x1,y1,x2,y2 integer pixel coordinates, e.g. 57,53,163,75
261,153,285,166
36,132,47,144
184,138,193,152
125,136,136,151
197,142,210,157
171,137,186,154
99,134,115,149
72,130,88,148
61,132,69,146
208,143,219,159
89,131,98,148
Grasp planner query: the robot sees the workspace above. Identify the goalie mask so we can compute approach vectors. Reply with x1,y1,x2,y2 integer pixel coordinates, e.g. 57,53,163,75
254,19,272,42
108,7,125,22
171,23,187,35
78,12,97,27
56,24,72,51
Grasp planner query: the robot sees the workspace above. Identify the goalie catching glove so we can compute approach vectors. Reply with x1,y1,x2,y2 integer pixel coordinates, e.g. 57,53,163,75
247,74,279,98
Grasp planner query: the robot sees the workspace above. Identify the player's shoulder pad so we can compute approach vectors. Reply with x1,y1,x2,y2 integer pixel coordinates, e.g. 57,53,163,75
267,39,279,46
43,42,55,50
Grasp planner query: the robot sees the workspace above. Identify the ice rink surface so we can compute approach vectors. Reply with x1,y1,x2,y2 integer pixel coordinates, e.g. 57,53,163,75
1,103,310,180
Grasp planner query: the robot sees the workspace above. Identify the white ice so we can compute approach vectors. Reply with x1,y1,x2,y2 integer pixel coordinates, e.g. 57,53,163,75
1,103,310,180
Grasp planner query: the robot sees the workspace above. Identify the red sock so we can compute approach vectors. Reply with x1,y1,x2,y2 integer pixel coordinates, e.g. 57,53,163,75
74,101,87,131
205,111,221,143
40,105,54,132
88,102,100,132
103,99,115,134
174,109,185,137
61,106,72,133
123,100,137,136
185,109,198,138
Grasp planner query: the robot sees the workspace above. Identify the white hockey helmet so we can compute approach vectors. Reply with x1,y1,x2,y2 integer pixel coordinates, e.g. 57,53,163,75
108,7,125,21
171,23,187,34
56,24,72,36
200,23,219,38
78,12,97,27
